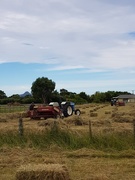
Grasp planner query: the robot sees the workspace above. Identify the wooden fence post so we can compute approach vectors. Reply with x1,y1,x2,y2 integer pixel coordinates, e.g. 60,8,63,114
133,119,135,142
89,120,92,139
19,117,24,136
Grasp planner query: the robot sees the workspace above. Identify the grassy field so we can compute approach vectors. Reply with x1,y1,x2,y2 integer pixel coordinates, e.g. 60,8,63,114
0,103,135,179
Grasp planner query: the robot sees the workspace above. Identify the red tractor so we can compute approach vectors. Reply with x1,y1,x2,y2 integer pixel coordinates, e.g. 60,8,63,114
27,102,81,120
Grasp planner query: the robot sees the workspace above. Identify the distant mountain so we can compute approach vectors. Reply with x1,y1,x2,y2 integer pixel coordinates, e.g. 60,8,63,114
20,91,31,97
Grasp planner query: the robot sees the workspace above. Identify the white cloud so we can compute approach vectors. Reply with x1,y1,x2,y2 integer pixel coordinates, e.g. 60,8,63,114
0,0,135,69
56,78,135,94
47,65,84,71
0,0,135,95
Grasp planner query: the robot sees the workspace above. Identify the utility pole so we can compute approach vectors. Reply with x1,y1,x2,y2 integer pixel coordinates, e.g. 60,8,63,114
132,90,135,94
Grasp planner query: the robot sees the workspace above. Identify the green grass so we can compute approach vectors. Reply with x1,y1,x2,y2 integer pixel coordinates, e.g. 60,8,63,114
0,105,28,113
91,133,134,151
0,123,135,152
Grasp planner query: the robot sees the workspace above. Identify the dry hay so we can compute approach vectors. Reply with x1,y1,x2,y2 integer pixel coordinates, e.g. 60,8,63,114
5,112,23,120
111,112,125,118
92,108,98,111
0,117,7,122
16,163,70,180
104,111,111,114
90,110,94,113
92,119,112,127
65,116,88,126
1,111,27,121
90,112,98,117
88,174,109,180
128,112,135,116
64,116,84,126
74,117,83,126
21,112,29,118
100,105,107,108
112,107,118,112
113,116,133,123
111,112,134,123
38,119,69,130
102,127,115,133
80,110,85,114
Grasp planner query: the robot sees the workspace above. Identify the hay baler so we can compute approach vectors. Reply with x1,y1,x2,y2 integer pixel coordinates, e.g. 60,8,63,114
27,102,81,120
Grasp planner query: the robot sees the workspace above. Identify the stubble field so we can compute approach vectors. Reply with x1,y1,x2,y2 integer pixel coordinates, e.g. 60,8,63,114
0,103,135,180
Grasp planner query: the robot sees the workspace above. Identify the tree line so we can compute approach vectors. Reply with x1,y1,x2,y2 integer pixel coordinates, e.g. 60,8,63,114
0,77,131,105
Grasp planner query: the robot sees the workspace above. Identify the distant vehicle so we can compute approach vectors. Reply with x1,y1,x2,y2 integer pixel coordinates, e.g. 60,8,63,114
116,101,125,106
111,98,125,106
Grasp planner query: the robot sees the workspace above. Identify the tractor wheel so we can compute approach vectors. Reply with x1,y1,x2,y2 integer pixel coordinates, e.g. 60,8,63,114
75,109,81,116
63,105,73,117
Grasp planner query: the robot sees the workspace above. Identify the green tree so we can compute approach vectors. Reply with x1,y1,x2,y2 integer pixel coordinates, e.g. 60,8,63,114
60,89,70,96
8,94,21,103
90,91,106,103
0,90,7,99
31,77,55,104
21,95,35,104
79,92,90,102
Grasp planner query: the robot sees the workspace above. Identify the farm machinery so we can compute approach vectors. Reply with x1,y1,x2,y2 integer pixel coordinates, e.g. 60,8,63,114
27,102,81,120
111,99,125,106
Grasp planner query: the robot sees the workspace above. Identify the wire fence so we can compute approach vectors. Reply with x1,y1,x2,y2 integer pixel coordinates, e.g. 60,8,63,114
0,104,29,113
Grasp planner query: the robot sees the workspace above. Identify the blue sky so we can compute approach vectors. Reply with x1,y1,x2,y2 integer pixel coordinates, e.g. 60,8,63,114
1,0,135,97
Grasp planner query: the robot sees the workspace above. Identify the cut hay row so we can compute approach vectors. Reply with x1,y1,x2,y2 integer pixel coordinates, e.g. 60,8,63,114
0,103,135,143
16,163,70,180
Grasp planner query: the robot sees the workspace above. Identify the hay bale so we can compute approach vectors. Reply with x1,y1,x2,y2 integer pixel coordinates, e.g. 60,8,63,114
65,116,87,126
80,111,85,114
90,113,98,117
16,163,70,180
74,118,83,126
105,111,111,114
90,109,95,112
